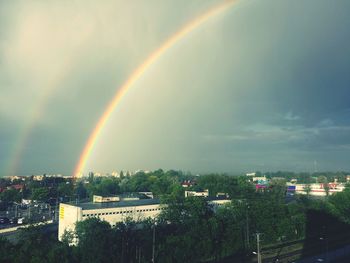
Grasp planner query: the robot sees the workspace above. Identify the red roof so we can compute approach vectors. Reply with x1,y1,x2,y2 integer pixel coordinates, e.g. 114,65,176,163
11,184,24,190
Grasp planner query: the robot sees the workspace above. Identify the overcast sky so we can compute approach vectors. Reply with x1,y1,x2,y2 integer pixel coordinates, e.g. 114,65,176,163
1,0,350,176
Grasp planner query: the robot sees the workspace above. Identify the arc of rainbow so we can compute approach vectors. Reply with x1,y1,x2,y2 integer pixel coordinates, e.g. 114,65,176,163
7,62,72,176
73,0,238,177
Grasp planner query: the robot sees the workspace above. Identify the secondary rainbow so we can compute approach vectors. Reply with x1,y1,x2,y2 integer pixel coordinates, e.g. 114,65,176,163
73,0,238,177
7,62,72,176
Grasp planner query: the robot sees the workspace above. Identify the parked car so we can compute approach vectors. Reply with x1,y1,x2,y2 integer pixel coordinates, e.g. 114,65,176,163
0,217,10,224
17,217,25,225
9,217,18,224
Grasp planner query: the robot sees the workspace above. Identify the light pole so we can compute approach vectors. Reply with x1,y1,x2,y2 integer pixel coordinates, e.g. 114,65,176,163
246,203,250,249
320,237,329,262
152,222,157,263
255,233,262,263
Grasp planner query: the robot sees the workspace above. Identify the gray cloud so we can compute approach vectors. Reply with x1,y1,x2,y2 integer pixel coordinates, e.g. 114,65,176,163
1,0,350,175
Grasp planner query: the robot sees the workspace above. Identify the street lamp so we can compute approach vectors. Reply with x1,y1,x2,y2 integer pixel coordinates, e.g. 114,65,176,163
152,221,157,263
319,236,329,262
253,233,262,263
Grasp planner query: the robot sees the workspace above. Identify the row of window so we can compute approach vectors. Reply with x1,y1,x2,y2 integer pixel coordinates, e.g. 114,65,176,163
82,207,165,217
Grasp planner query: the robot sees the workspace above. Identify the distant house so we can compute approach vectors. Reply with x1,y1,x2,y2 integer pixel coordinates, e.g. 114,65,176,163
185,190,209,198
181,180,195,188
10,184,24,191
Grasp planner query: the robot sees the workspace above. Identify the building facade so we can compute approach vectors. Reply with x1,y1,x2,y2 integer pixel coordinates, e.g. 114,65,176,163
58,199,164,241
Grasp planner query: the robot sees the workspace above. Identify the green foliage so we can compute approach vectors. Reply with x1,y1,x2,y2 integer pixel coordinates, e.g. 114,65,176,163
328,188,350,223
2,171,350,262
75,218,114,263
3,226,75,263
197,174,254,198
75,181,87,199
0,188,21,203
85,177,120,198
0,237,14,263
31,187,49,201
264,171,347,183
57,182,74,197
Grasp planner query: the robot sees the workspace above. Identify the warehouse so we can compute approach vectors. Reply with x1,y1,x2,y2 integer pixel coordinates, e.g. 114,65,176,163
58,198,164,241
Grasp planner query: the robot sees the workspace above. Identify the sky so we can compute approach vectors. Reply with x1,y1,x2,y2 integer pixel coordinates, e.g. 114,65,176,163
1,0,350,176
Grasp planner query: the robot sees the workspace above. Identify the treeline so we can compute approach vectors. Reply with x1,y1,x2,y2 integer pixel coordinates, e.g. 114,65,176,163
2,172,350,262
1,169,254,208
262,171,349,183
0,193,302,263
3,179,350,262
2,170,349,209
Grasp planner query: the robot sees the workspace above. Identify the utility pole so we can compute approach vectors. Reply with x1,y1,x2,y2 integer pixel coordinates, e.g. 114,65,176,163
152,223,156,263
256,233,262,263
246,203,250,249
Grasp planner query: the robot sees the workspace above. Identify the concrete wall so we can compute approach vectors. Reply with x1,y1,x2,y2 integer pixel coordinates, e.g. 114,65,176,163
58,203,82,241
58,203,165,241
81,204,164,226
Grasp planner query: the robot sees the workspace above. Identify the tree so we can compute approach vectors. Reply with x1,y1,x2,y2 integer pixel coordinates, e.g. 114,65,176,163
324,183,330,197
0,188,21,203
317,176,328,184
304,185,312,197
75,182,87,199
75,218,115,263
31,187,49,201
58,182,74,198
328,190,350,223
0,237,14,263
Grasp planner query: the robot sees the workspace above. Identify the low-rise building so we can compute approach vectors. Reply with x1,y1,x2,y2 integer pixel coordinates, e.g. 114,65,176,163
58,199,165,241
58,196,231,242
185,190,209,198
92,195,120,203
294,183,345,196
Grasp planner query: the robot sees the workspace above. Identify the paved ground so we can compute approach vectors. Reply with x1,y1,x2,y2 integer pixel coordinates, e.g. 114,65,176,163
0,222,58,244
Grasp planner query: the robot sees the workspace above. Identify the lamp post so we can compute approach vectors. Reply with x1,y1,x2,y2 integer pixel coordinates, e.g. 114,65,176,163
253,233,262,263
152,221,157,263
246,202,250,249
319,237,329,262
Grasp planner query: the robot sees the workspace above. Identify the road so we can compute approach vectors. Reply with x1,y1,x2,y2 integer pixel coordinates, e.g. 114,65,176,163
0,222,58,244
0,204,58,228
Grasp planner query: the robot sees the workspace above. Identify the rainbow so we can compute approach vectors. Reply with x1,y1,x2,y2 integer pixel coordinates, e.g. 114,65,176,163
7,65,72,176
73,0,238,177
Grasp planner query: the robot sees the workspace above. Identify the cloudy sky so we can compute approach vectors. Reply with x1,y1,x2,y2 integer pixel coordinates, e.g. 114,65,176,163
1,0,350,176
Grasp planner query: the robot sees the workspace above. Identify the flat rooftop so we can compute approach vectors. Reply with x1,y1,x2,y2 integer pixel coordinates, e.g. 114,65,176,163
64,198,161,211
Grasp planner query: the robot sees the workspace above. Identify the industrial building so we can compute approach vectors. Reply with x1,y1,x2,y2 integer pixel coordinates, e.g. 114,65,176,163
58,196,231,241
58,198,165,241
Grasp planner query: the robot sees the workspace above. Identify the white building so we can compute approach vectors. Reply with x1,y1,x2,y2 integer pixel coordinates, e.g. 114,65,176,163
184,190,209,198
92,195,120,203
294,183,345,196
58,199,165,241
58,196,231,242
